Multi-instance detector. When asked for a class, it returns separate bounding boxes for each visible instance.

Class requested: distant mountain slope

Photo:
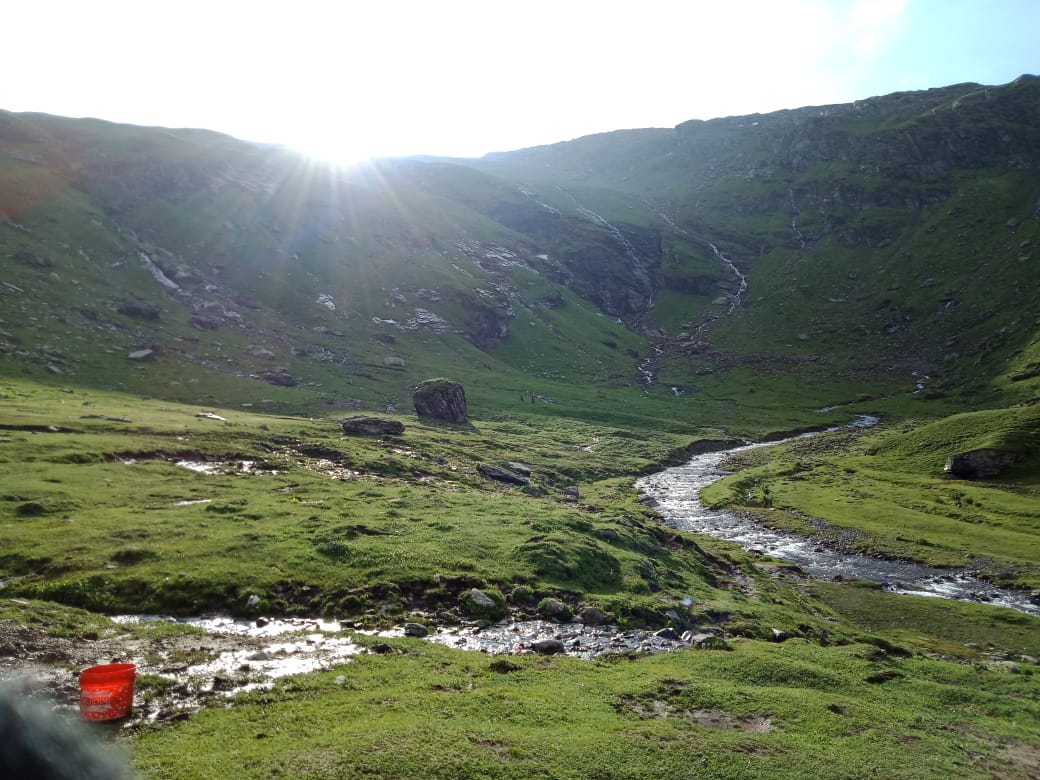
[457,76,1040,402]
[0,111,650,417]
[2,75,1039,417]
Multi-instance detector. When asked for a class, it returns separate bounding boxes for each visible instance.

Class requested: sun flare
[290,134,373,167]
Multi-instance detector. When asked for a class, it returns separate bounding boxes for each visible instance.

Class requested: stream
[635,419,1040,618]
[8,418,1036,722]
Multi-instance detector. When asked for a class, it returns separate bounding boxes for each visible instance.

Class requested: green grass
[0,380,760,624]
[4,80,1040,779]
[797,580,1040,660]
[130,636,1040,779]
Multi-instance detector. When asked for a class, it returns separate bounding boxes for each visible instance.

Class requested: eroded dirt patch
[620,695,774,732]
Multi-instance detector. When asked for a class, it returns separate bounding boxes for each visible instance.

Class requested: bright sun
[290,134,373,167]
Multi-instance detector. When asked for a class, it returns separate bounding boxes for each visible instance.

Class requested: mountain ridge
[2,75,1039,419]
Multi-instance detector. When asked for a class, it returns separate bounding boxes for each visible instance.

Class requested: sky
[3,0,1038,162]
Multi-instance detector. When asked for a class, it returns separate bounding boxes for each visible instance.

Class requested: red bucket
[79,663,136,721]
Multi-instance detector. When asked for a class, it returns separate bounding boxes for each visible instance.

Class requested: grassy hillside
[2,79,1039,779]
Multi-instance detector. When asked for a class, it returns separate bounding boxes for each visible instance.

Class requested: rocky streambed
[635,418,1040,618]
[0,611,725,727]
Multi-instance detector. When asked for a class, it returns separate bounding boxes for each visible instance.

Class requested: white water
[707,242,748,314]
[787,188,806,249]
[635,420,1040,617]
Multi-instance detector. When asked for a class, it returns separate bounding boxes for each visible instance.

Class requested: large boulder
[341,416,405,436]
[943,448,1019,480]
[413,378,467,423]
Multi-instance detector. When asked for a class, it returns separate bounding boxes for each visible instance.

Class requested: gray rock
[477,464,528,485]
[246,345,276,359]
[564,486,579,502]
[467,588,496,609]
[506,462,533,476]
[685,633,731,650]
[127,349,156,361]
[654,627,680,641]
[260,369,296,387]
[341,416,405,436]
[403,622,429,638]
[413,378,467,423]
[118,299,161,320]
[190,314,220,330]
[537,598,571,621]
[531,639,565,655]
[383,356,406,369]
[944,448,1019,480]
[576,607,608,626]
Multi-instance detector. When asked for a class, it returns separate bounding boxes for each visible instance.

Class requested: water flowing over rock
[413,378,467,423]
[636,420,1040,617]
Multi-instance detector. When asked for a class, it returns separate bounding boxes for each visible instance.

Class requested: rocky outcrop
[413,379,467,423]
[117,300,161,320]
[260,369,296,387]
[477,464,528,485]
[341,417,405,436]
[943,448,1019,479]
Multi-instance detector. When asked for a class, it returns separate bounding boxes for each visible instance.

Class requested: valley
[1,76,1039,778]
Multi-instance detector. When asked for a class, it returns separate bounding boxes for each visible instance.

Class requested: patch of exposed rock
[341,417,405,436]
[944,448,1019,480]
[477,464,528,485]
[260,368,296,387]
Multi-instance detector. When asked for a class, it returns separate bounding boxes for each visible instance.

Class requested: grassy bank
[701,409,1040,588]
[130,635,1039,780]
